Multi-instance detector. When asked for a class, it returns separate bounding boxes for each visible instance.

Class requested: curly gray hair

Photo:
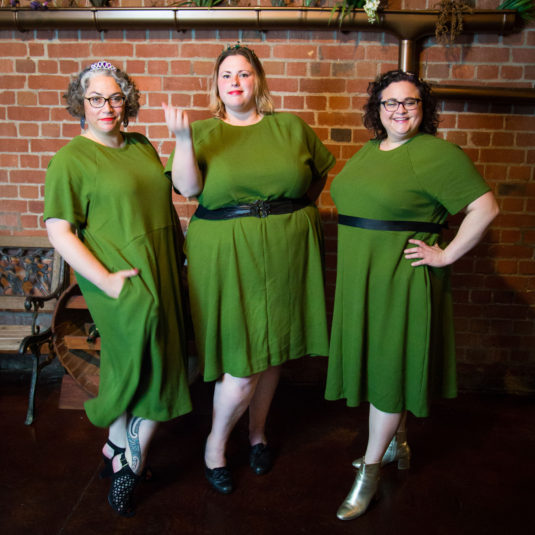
[63,62,140,126]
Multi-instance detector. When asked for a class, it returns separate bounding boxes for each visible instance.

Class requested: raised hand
[162,102,192,142]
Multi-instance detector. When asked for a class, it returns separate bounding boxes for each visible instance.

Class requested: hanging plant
[435,0,473,44]
[498,0,535,21]
[330,0,383,28]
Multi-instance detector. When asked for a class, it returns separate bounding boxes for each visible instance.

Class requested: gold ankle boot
[352,430,411,470]
[336,462,380,521]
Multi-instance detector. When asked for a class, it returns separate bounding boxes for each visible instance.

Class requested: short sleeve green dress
[325,134,491,417]
[44,133,192,427]
[166,113,335,380]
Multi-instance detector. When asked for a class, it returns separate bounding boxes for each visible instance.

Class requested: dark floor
[1,373,534,535]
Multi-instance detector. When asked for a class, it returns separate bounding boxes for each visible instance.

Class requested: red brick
[300,78,346,94]
[37,60,59,74]
[28,75,70,91]
[283,95,305,110]
[0,140,29,154]
[0,91,15,105]
[495,260,518,274]
[20,214,39,230]
[48,43,92,58]
[500,66,523,80]
[451,64,476,80]
[272,44,318,60]
[463,47,510,63]
[0,184,18,198]
[480,149,525,164]
[0,123,17,137]
[518,261,535,275]
[320,45,365,61]
[0,212,19,229]
[19,185,40,199]
[92,44,135,58]
[20,155,40,169]
[2,43,28,57]
[476,65,499,80]
[163,77,208,92]
[502,198,525,212]
[10,173,45,188]
[328,96,351,111]
[9,106,50,123]
[30,139,65,154]
[0,75,26,90]
[458,115,504,130]
[269,78,299,93]
[512,49,535,63]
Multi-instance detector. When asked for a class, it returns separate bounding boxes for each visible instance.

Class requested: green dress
[44,133,192,427]
[166,113,335,380]
[325,134,491,417]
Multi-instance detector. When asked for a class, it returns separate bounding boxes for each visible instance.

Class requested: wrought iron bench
[0,235,68,425]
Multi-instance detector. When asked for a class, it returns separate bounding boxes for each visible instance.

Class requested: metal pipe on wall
[0,8,518,37]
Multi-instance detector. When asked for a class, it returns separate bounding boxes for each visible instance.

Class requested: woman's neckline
[80,132,127,148]
[220,114,265,127]
[378,132,421,151]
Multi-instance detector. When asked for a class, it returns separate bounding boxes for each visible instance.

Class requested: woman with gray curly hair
[44,61,192,517]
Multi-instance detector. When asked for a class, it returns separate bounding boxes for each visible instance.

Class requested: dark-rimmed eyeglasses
[380,98,422,112]
[85,95,126,109]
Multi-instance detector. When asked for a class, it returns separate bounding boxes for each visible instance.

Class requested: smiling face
[217,54,257,117]
[379,81,423,146]
[83,73,125,141]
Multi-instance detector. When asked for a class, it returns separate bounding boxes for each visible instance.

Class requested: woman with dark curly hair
[325,70,499,520]
[44,61,192,517]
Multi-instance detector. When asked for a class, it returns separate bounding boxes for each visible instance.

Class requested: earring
[123,117,129,128]
[80,117,85,129]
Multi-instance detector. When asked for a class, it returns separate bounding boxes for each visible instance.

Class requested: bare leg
[110,416,158,476]
[248,365,281,446]
[102,413,127,460]
[205,373,260,469]
[125,417,158,475]
[108,415,158,517]
[363,404,403,464]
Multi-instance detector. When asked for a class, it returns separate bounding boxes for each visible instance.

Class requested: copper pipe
[0,8,518,39]
[431,84,535,103]
[399,39,417,74]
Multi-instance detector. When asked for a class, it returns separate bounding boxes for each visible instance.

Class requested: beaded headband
[224,42,257,58]
[90,61,117,72]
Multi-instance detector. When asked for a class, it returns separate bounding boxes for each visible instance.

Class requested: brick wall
[1,1,534,393]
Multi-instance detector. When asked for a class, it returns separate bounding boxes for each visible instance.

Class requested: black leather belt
[194,197,311,220]
[338,214,447,234]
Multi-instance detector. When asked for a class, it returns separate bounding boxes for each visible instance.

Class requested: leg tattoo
[127,417,143,473]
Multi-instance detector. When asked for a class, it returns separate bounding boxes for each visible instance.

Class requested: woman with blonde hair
[164,44,335,494]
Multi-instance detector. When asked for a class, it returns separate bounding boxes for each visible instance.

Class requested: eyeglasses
[85,95,126,109]
[380,98,422,112]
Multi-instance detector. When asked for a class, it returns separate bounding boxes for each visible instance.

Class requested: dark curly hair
[209,45,274,119]
[363,70,439,140]
[63,63,140,126]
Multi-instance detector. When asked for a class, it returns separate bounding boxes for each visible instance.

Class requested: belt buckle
[252,200,270,218]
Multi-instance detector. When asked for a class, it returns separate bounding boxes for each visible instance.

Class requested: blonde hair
[209,46,274,119]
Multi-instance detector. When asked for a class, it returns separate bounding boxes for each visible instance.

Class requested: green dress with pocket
[44,133,192,427]
[166,113,335,380]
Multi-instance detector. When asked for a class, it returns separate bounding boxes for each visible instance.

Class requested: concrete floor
[1,373,534,535]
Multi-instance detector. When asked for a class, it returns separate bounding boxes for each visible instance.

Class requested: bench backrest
[0,235,65,312]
